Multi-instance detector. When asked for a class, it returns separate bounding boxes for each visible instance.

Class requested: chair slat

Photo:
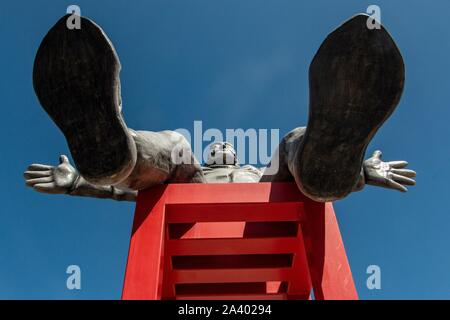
[166,202,303,223]
[169,268,293,284]
[166,237,300,255]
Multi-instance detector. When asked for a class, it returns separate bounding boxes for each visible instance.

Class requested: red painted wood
[287,224,313,299]
[168,268,292,283]
[121,186,167,300]
[166,238,300,255]
[166,202,303,223]
[302,201,358,300]
[121,182,357,300]
[162,182,309,204]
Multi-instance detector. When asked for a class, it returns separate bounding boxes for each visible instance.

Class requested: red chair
[122,182,357,300]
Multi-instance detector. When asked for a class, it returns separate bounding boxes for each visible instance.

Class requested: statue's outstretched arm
[362,150,416,192]
[24,155,137,202]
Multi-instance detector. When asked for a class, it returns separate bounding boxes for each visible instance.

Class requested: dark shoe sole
[33,15,136,185]
[297,14,405,201]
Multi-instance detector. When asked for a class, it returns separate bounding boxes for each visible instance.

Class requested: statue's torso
[201,165,262,183]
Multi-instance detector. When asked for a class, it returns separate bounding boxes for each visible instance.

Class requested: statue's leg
[260,127,305,184]
[263,14,404,201]
[119,129,205,190]
[33,15,204,188]
[260,127,365,195]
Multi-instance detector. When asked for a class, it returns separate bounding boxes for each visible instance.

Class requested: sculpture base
[122,182,357,300]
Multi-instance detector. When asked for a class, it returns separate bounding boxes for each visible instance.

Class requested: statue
[24,14,416,202]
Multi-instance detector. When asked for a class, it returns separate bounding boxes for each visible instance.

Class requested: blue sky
[1,0,449,299]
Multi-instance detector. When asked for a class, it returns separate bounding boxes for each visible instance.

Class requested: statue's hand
[363,150,416,192]
[24,155,79,194]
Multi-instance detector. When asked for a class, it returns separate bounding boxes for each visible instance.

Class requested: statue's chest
[202,166,261,183]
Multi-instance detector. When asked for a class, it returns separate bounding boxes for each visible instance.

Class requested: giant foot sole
[33,15,136,185]
[297,14,405,201]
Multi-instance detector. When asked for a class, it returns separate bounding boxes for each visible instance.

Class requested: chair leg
[122,185,168,300]
[302,201,358,300]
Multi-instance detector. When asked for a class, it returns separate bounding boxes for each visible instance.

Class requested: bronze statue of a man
[24,14,416,202]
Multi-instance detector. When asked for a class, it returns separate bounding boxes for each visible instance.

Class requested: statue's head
[205,142,239,167]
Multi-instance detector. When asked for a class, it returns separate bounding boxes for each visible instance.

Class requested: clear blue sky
[0,0,449,299]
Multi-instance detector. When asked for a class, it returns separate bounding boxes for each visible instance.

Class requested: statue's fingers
[28,164,52,171]
[387,160,408,169]
[387,179,408,192]
[23,170,51,179]
[59,155,69,164]
[33,182,58,194]
[391,173,415,186]
[26,176,54,187]
[372,150,382,159]
[391,168,416,178]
